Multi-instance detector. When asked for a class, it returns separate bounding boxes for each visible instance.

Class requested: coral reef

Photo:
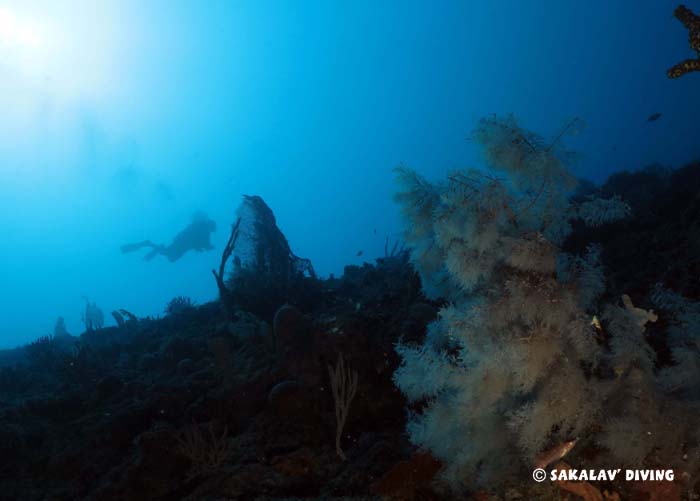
[233,194,315,279]
[565,162,700,302]
[111,308,138,329]
[370,452,442,500]
[214,195,321,319]
[53,317,70,338]
[273,304,312,351]
[668,5,700,78]
[0,142,699,499]
[165,295,197,315]
[0,252,432,499]
[392,115,698,492]
[82,297,104,331]
[176,420,235,481]
[328,353,359,460]
[24,335,59,368]
[223,195,323,320]
[212,215,242,315]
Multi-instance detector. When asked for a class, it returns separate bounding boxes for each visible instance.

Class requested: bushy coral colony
[392,115,700,490]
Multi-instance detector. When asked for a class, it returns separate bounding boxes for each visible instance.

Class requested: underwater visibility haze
[1,1,700,499]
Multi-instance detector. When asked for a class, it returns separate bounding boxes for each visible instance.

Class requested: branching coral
[391,115,696,491]
[111,309,138,328]
[328,353,358,460]
[176,420,235,481]
[668,5,700,78]
[164,296,196,315]
[651,285,700,399]
[82,298,104,332]
[24,335,59,368]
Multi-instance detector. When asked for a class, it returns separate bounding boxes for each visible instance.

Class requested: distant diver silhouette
[121,211,217,262]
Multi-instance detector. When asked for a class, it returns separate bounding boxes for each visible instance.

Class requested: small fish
[647,112,662,122]
[373,228,377,235]
[356,250,363,257]
[534,439,578,469]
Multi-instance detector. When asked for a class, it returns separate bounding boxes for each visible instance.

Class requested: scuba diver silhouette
[121,211,217,262]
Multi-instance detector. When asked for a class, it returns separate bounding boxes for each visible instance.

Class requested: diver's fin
[120,240,156,254]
